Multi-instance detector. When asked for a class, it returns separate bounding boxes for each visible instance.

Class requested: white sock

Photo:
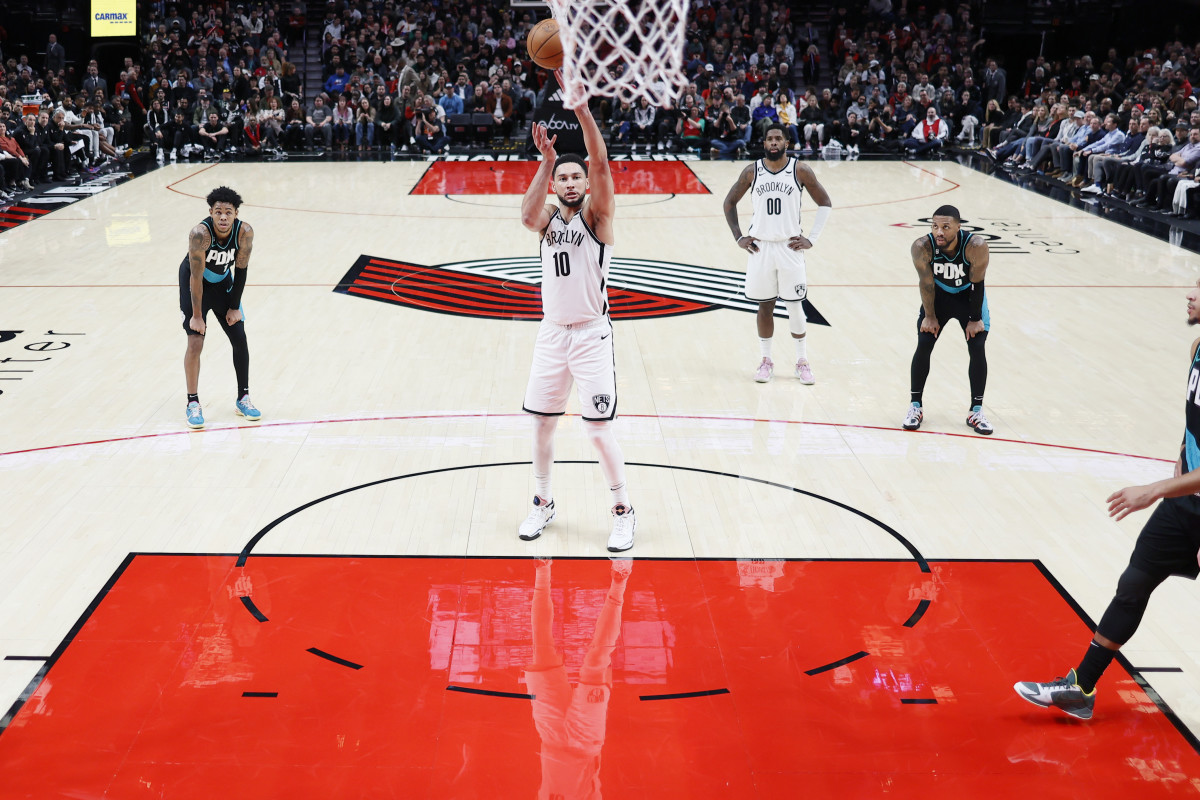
[794,336,807,362]
[532,415,558,503]
[585,421,629,508]
[760,337,772,359]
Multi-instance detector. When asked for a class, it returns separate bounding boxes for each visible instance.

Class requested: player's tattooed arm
[913,236,941,336]
[911,236,936,317]
[966,235,989,282]
[234,223,254,271]
[188,224,211,327]
[724,164,758,252]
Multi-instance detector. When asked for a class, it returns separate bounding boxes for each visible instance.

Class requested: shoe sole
[796,374,815,385]
[754,375,772,383]
[1012,685,1092,720]
[967,421,993,435]
[519,510,555,541]
[235,409,263,422]
[187,421,205,429]
[902,422,921,430]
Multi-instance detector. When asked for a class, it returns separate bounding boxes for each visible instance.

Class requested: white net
[545,0,691,108]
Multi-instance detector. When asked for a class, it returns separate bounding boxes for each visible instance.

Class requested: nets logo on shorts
[335,255,830,324]
[592,394,612,414]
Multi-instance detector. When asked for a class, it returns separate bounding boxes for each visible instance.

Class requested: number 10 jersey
[539,206,611,326]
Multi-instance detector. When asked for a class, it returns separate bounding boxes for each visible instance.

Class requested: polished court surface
[2,158,1200,796]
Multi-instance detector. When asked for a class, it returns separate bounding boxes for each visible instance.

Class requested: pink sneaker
[754,357,774,383]
[795,359,815,384]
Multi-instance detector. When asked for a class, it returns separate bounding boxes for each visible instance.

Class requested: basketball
[527,18,563,70]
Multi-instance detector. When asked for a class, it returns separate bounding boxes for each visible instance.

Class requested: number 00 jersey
[746,157,804,242]
[539,206,611,326]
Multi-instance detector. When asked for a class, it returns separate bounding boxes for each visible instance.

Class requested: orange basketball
[527,18,563,70]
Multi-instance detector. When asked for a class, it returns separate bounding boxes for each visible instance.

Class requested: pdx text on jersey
[206,249,236,269]
[934,261,967,284]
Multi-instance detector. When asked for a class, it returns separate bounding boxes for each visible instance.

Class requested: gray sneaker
[1013,668,1095,720]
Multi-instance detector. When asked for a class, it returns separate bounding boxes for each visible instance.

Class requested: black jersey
[928,230,973,294]
[1184,344,1200,473]
[195,217,243,284]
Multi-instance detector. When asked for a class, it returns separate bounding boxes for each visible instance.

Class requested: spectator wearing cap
[438,83,463,116]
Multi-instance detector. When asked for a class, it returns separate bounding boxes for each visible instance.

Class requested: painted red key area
[1,556,1197,798]
[411,161,712,195]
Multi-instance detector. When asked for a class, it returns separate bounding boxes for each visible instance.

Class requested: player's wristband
[806,205,832,245]
[968,279,985,321]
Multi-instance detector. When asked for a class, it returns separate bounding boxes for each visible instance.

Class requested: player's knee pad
[783,299,806,336]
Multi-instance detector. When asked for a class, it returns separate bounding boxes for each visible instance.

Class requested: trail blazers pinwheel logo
[335,255,829,324]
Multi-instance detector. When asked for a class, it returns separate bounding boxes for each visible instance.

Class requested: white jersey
[746,157,805,242]
[539,206,611,325]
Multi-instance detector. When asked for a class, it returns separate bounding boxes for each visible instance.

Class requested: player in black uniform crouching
[903,205,993,434]
[179,186,261,429]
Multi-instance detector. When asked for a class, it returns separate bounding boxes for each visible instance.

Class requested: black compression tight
[910,329,987,406]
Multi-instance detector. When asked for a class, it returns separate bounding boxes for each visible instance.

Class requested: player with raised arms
[516,71,636,552]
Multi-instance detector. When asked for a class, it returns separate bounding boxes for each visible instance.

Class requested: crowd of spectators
[2,0,1200,218]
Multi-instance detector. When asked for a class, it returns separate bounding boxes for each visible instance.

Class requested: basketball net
[546,0,691,108]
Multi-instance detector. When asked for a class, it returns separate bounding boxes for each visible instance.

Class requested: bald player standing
[723,122,833,384]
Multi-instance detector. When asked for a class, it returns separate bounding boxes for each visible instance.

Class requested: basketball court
[3,157,1200,796]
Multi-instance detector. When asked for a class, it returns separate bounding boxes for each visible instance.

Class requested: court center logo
[895,218,1079,255]
[335,255,830,324]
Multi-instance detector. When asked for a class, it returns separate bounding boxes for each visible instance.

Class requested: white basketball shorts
[523,317,617,421]
[744,240,808,302]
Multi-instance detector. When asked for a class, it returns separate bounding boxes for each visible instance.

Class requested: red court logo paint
[334,255,830,324]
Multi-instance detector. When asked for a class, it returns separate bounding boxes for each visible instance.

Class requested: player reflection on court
[523,558,632,800]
